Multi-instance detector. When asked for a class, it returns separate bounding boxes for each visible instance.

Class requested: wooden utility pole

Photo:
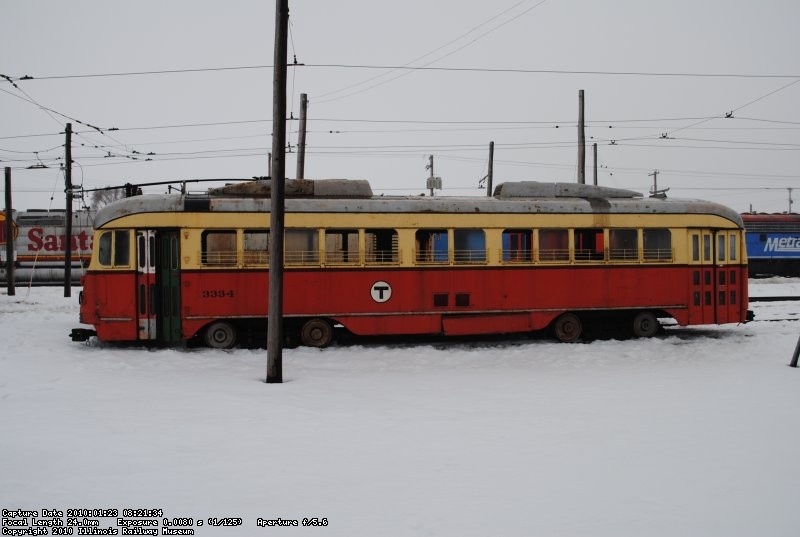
[4,167,14,296]
[593,142,598,185]
[427,155,435,196]
[649,169,669,198]
[64,123,73,297]
[296,93,308,179]
[486,141,494,197]
[577,89,585,184]
[425,155,442,196]
[267,0,289,384]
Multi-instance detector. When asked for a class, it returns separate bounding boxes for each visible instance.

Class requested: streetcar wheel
[204,321,237,349]
[300,319,334,348]
[632,311,659,338]
[553,313,582,343]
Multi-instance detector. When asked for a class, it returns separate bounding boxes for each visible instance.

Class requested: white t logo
[370,281,392,303]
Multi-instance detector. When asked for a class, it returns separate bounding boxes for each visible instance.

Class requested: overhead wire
[314,0,550,103]
[5,64,799,83]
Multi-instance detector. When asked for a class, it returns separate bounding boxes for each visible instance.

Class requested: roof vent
[494,181,641,199]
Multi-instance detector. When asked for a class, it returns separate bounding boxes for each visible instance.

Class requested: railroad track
[749,296,800,302]
[748,295,799,323]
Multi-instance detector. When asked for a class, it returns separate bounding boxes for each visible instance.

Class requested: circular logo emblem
[370,281,392,303]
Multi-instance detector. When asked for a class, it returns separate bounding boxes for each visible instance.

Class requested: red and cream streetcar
[71,178,750,347]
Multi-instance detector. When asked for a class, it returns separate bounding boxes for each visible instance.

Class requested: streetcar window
[243,230,269,265]
[502,229,532,262]
[97,230,130,267]
[325,229,359,264]
[98,232,112,266]
[574,228,604,261]
[285,229,319,265]
[114,230,130,266]
[692,234,700,261]
[365,229,398,264]
[717,235,726,261]
[538,229,568,261]
[454,229,486,263]
[609,229,638,260]
[416,229,448,263]
[148,235,155,269]
[201,230,237,265]
[137,234,146,269]
[703,235,712,262]
[643,229,672,260]
[729,235,737,261]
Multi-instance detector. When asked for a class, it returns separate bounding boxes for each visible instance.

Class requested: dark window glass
[574,228,604,260]
[538,229,568,261]
[98,232,112,266]
[609,229,638,260]
[454,229,486,263]
[325,229,359,264]
[416,229,448,263]
[202,230,237,265]
[366,229,398,264]
[502,229,532,262]
[643,229,672,260]
[243,230,269,265]
[285,229,319,264]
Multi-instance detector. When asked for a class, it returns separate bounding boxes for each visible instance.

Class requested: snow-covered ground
[1,279,799,536]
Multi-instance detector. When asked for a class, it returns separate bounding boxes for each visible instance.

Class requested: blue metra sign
[746,232,800,259]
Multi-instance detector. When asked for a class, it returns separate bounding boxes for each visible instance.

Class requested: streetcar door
[156,230,182,343]
[689,229,729,325]
[714,230,740,324]
[136,230,157,340]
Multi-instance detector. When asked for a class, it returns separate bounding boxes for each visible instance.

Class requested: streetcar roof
[93,179,744,228]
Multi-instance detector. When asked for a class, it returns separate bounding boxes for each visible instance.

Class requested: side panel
[81,271,139,341]
[176,262,748,340]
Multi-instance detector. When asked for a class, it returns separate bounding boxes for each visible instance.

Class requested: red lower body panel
[79,264,748,343]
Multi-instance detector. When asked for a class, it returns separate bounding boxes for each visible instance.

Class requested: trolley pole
[267,0,289,384]
[296,93,308,180]
[4,167,14,296]
[64,123,73,298]
[593,142,598,186]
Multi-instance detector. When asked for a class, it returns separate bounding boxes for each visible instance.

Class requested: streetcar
[70,178,751,347]
[741,213,800,277]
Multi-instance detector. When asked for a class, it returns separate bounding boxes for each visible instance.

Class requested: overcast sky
[2,0,798,213]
